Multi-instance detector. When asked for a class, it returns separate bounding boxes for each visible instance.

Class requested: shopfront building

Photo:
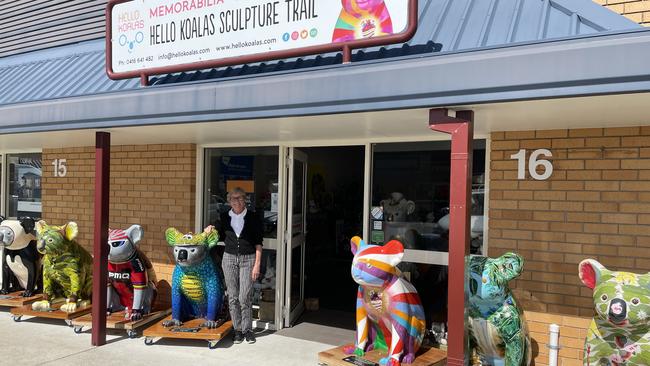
[2,0,650,364]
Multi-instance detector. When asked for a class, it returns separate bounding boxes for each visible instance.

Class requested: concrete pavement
[0,309,337,366]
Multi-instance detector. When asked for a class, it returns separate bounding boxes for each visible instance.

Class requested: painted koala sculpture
[344,236,426,366]
[163,227,224,329]
[579,259,650,366]
[31,221,93,313]
[466,253,531,366]
[107,225,157,321]
[332,0,393,42]
[0,217,42,297]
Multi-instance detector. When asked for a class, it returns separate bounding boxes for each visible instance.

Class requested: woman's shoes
[244,330,256,344]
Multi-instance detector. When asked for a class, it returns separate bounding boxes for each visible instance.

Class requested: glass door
[283,148,307,327]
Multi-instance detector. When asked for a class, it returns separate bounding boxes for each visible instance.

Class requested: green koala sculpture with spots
[466,252,531,366]
[31,221,93,313]
[579,259,650,366]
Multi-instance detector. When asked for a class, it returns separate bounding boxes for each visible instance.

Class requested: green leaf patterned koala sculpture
[579,259,650,366]
[31,221,93,313]
[466,252,531,366]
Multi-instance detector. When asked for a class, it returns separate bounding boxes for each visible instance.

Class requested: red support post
[429,108,474,366]
[92,131,110,346]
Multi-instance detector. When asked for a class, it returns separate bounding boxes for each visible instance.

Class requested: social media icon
[291,31,299,40]
[310,28,318,38]
[283,32,290,42]
[301,30,308,39]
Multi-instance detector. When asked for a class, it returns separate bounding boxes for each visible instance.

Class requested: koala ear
[382,240,404,267]
[579,259,605,290]
[19,217,36,234]
[499,252,524,282]
[165,228,183,247]
[62,222,78,241]
[126,225,144,246]
[406,201,415,215]
[35,220,47,236]
[350,236,364,256]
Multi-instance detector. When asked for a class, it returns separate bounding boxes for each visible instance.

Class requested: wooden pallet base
[0,291,42,307]
[10,302,92,322]
[318,345,447,366]
[70,308,172,336]
[142,316,232,349]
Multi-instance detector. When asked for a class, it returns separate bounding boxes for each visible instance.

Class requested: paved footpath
[0,310,332,366]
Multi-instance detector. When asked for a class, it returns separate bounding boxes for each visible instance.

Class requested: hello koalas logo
[332,0,393,42]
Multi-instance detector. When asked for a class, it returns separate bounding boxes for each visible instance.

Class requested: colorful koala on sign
[0,217,42,297]
[332,0,393,42]
[31,221,93,313]
[163,227,224,329]
[108,225,157,321]
[466,253,531,366]
[579,259,650,366]
[344,236,425,366]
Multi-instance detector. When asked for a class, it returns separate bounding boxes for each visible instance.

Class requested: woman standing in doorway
[209,187,263,344]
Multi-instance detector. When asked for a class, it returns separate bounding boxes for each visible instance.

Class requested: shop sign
[107,0,417,79]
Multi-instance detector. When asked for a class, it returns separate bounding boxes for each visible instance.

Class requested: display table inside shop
[0,291,42,307]
[318,345,447,366]
[71,307,171,337]
[10,302,92,324]
[142,316,233,349]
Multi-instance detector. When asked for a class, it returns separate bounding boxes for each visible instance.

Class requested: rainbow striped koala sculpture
[344,236,426,366]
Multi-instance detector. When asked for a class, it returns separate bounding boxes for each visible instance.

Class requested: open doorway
[283,145,364,341]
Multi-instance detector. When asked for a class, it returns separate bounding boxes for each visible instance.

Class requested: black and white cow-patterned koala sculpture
[0,216,41,297]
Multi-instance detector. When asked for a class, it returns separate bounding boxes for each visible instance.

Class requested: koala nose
[178,249,188,261]
[608,298,627,324]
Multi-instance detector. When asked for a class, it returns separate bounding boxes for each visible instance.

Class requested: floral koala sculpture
[343,236,426,366]
[107,225,157,321]
[466,252,531,366]
[163,227,224,329]
[31,221,93,313]
[579,259,650,366]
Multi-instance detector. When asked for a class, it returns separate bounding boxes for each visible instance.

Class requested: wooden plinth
[143,316,232,341]
[0,291,42,307]
[318,345,447,366]
[10,302,92,320]
[71,308,171,330]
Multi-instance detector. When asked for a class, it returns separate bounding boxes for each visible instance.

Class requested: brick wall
[489,127,650,317]
[594,0,650,25]
[525,311,590,366]
[41,144,197,306]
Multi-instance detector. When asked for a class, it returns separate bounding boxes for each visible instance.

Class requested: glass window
[6,153,43,218]
[369,141,486,256]
[203,147,279,238]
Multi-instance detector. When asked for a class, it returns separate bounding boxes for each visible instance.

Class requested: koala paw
[0,289,8,295]
[21,290,34,297]
[402,353,416,364]
[130,309,144,321]
[342,345,357,355]
[200,320,219,329]
[60,300,78,313]
[32,300,51,312]
[162,319,182,327]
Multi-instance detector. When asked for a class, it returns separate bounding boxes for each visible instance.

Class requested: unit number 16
[509,149,553,180]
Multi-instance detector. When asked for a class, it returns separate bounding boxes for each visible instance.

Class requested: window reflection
[370,141,486,255]
[7,153,42,218]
